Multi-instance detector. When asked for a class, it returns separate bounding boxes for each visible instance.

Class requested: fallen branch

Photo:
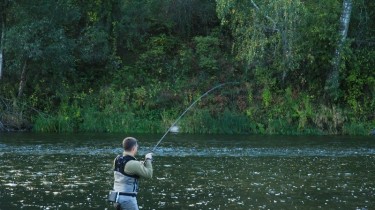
[0,96,50,118]
[0,96,50,132]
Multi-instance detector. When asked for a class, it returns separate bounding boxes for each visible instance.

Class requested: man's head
[122,137,138,155]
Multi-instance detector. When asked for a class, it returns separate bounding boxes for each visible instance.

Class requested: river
[0,133,374,209]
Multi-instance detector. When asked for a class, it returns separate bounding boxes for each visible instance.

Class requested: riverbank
[1,91,373,136]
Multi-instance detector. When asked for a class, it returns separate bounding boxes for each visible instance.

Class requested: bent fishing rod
[151,82,240,152]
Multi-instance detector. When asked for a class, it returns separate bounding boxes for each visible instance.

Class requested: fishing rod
[151,82,240,152]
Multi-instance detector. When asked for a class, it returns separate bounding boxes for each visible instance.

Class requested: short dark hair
[122,137,138,151]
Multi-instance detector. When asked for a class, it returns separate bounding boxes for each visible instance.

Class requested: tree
[0,13,4,80]
[0,0,10,80]
[325,0,353,101]
[73,0,123,86]
[5,0,78,98]
[216,0,306,84]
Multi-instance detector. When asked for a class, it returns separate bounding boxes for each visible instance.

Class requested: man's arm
[125,160,153,179]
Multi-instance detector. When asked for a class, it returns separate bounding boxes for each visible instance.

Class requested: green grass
[30,87,374,135]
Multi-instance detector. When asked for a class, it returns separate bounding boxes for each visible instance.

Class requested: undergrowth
[31,86,374,135]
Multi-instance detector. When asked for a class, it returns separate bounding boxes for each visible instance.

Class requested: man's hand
[145,153,153,161]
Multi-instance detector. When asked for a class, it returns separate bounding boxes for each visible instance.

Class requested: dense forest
[0,0,374,135]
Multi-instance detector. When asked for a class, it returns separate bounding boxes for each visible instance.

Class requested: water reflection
[0,134,374,209]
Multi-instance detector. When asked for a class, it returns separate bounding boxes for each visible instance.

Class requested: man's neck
[124,151,135,157]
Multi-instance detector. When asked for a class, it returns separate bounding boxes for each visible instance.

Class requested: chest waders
[113,155,140,195]
[110,155,140,209]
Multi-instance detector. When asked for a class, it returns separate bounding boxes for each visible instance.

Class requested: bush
[194,36,220,72]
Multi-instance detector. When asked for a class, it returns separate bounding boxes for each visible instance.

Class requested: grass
[32,107,374,135]
[28,87,375,135]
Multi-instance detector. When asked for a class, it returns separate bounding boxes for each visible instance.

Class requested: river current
[0,133,374,209]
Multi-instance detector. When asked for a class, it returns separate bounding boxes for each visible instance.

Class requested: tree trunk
[18,60,27,98]
[281,29,289,83]
[0,14,5,80]
[325,0,352,100]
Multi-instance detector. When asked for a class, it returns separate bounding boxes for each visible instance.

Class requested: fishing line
[151,82,240,152]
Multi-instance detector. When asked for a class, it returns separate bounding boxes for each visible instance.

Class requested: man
[113,137,153,210]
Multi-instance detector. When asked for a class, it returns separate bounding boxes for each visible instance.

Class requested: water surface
[0,133,374,209]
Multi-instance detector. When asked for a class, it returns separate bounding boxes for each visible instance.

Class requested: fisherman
[112,137,153,210]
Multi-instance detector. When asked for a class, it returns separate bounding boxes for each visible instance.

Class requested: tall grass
[180,109,252,134]
[32,86,374,135]
[342,123,369,135]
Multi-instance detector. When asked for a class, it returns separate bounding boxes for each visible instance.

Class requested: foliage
[181,109,252,134]
[216,0,306,84]
[0,0,374,135]
[194,36,220,72]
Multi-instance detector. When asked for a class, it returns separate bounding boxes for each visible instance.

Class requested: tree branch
[250,0,279,31]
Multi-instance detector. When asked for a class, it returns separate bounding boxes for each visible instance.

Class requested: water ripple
[0,144,374,157]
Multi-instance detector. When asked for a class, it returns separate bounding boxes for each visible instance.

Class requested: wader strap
[118,192,137,197]
[115,192,119,202]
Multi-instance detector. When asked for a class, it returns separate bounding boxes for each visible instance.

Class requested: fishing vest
[113,155,140,194]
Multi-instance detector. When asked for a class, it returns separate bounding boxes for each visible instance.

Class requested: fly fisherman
[112,137,153,210]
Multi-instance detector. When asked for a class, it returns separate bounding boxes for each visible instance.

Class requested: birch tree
[216,0,305,84]
[325,0,353,101]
